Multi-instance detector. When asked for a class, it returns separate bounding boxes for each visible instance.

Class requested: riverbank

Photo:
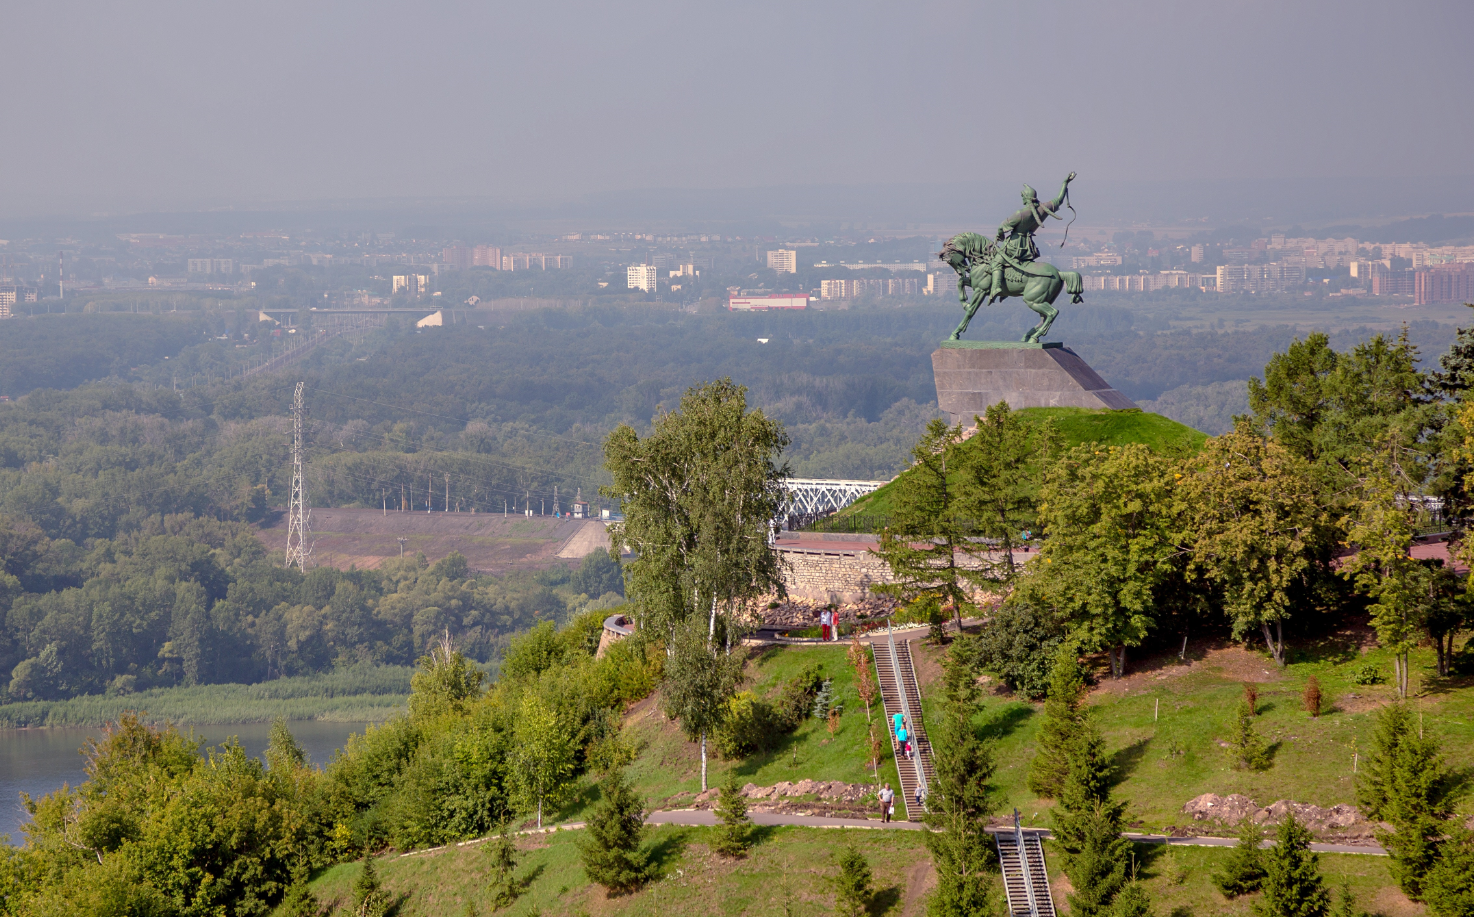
[0,665,412,728]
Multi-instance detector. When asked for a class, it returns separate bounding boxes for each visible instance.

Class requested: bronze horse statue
[938,231,1084,344]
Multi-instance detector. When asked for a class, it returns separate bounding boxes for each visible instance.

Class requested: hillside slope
[839,407,1207,520]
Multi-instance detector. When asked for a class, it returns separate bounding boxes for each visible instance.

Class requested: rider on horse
[987,172,1075,305]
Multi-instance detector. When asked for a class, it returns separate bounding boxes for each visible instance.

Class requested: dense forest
[0,506,624,702]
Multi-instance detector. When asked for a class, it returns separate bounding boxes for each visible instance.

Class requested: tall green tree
[603,379,789,790]
[1064,800,1132,917]
[511,690,575,828]
[1018,443,1174,677]
[1175,427,1328,666]
[953,401,1048,584]
[577,768,648,894]
[873,418,973,632]
[923,642,997,917]
[1027,646,1087,799]
[1340,448,1429,698]
[1258,814,1330,917]
[1375,710,1454,899]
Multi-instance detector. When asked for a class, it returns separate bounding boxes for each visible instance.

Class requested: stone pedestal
[932,341,1136,425]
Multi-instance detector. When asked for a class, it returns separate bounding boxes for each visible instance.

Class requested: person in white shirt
[878,784,895,823]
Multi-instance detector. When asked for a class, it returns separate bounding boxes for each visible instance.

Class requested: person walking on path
[915,786,926,812]
[892,712,905,739]
[879,784,895,823]
[820,608,832,642]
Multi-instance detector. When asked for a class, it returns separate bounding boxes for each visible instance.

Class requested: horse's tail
[1061,270,1085,304]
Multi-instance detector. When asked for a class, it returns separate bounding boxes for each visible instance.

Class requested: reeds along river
[0,720,370,844]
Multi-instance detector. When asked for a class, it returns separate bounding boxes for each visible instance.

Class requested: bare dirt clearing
[255,508,606,572]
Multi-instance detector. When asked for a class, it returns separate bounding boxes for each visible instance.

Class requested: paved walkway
[399,810,1385,858]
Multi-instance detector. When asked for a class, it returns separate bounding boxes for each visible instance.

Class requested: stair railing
[887,621,929,809]
[1014,808,1040,917]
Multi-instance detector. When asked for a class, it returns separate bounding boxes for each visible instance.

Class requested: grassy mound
[838,407,1207,520]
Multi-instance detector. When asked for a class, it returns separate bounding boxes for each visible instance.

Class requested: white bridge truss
[783,478,887,517]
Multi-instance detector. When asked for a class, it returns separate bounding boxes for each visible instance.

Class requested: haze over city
[2,0,1472,225]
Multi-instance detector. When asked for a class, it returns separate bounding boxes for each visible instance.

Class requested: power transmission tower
[284,381,313,571]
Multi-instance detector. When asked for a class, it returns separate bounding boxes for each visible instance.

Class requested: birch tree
[603,379,789,790]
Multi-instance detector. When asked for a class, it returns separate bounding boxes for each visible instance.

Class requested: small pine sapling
[1212,819,1266,897]
[1230,700,1270,771]
[576,767,649,894]
[1259,814,1330,917]
[1243,682,1258,716]
[828,706,842,735]
[1304,676,1322,718]
[1331,882,1364,917]
[485,821,519,909]
[352,857,390,917]
[1112,880,1154,917]
[811,678,834,720]
[711,772,754,858]
[278,878,322,917]
[831,845,875,917]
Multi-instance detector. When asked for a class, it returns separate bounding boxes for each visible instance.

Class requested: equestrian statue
[939,172,1084,343]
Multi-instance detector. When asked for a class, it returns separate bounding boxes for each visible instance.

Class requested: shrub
[353,858,390,917]
[577,768,648,894]
[1303,676,1322,717]
[1352,663,1385,686]
[971,600,1069,699]
[1242,682,1258,715]
[713,692,779,759]
[773,664,824,731]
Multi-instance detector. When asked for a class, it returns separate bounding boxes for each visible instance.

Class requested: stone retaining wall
[778,546,894,603]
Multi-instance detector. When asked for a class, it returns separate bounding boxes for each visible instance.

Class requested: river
[0,720,371,844]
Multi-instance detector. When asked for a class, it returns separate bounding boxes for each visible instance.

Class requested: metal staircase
[871,625,933,821]
[996,810,1056,917]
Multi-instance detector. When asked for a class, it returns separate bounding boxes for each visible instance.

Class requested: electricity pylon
[285,381,313,571]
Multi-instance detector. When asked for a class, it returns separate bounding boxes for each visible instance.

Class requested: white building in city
[627,264,659,292]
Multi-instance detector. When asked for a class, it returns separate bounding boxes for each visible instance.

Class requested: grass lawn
[548,644,903,827]
[294,824,1413,917]
[909,627,1474,832]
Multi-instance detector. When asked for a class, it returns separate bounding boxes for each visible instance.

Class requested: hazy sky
[2,0,1471,217]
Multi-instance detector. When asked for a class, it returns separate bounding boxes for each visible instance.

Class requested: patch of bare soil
[901,859,937,917]
[254,507,591,572]
[1088,641,1282,699]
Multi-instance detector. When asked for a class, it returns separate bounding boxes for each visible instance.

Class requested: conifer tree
[1213,819,1266,897]
[1380,718,1453,899]
[278,878,322,917]
[1052,720,1117,860]
[577,767,648,894]
[1329,883,1364,917]
[711,771,754,858]
[1112,880,1155,917]
[1423,827,1474,917]
[1357,702,1413,821]
[1064,800,1132,917]
[1258,814,1329,917]
[1230,699,1271,771]
[831,845,875,917]
[924,644,997,917]
[352,857,390,917]
[1028,646,1087,799]
[485,821,519,909]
